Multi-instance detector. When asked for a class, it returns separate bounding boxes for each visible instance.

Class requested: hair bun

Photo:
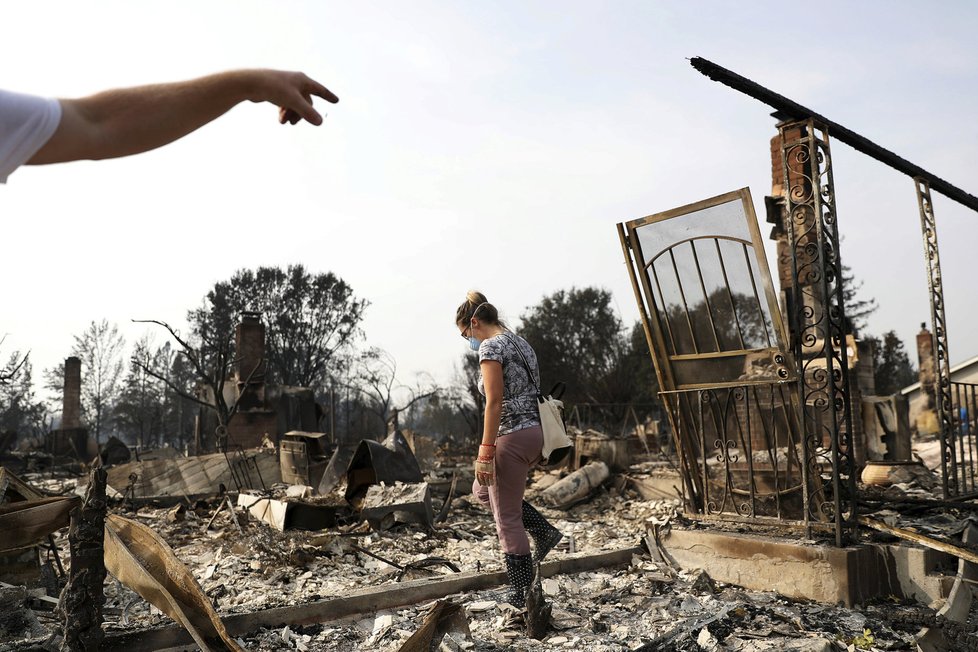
[456,290,503,328]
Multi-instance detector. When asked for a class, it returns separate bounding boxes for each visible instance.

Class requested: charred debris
[3,58,978,651]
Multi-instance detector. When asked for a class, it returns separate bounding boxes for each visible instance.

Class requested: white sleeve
[0,90,63,184]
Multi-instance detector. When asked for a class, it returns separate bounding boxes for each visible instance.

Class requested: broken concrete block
[360,482,433,530]
[689,569,716,595]
[364,612,394,648]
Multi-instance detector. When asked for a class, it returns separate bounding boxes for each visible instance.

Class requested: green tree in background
[188,264,368,390]
[841,264,878,337]
[870,330,917,396]
[73,320,126,444]
[115,335,168,447]
[161,349,198,450]
[135,265,367,448]
[0,354,47,439]
[616,321,660,405]
[0,337,28,386]
[516,287,659,407]
[116,338,198,449]
[517,287,623,404]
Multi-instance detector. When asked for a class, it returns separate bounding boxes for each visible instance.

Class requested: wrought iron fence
[662,381,840,527]
[948,381,978,496]
[619,175,854,541]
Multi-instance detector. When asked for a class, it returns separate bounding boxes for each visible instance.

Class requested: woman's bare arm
[481,360,503,446]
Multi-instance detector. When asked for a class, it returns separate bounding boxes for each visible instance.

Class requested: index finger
[307,78,339,104]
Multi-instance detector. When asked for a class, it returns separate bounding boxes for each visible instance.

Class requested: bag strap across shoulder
[502,333,541,397]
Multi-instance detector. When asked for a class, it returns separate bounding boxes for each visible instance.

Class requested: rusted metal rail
[689,56,978,215]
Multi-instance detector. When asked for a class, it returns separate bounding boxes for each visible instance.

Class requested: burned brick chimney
[916,323,936,410]
[915,322,939,435]
[63,356,82,429]
[235,312,266,409]
[49,355,89,458]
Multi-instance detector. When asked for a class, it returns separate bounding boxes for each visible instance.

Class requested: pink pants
[472,425,543,555]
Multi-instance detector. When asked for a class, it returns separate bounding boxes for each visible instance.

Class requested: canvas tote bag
[504,334,573,467]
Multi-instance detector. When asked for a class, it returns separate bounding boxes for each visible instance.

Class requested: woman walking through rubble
[455,291,563,609]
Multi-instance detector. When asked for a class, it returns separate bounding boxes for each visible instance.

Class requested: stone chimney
[915,323,939,434]
[916,323,936,412]
[235,312,266,409]
[63,356,82,428]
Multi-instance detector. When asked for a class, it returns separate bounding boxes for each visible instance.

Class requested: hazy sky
[3,1,978,398]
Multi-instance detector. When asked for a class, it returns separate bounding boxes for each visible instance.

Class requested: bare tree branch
[0,334,29,385]
[132,318,267,448]
[130,358,212,410]
[399,389,439,412]
[132,318,235,435]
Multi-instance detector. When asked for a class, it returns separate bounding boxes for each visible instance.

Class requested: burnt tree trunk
[58,467,107,651]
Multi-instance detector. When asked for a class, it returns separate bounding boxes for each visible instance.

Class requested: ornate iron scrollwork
[780,119,857,546]
[915,178,957,497]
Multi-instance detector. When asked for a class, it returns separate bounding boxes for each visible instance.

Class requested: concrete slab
[659,527,954,607]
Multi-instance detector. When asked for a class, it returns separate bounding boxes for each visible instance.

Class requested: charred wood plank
[858,516,978,564]
[101,546,643,651]
[395,599,469,652]
[690,56,978,214]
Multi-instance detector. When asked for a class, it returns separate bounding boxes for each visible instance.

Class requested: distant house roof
[902,352,978,396]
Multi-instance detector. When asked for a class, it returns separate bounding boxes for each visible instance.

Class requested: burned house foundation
[658,527,955,608]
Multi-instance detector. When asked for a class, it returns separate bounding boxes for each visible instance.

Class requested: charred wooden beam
[396,599,470,652]
[58,467,107,652]
[524,562,550,640]
[690,56,978,214]
[101,546,644,651]
[858,516,978,565]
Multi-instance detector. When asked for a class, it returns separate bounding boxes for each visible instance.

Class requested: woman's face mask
[462,319,480,351]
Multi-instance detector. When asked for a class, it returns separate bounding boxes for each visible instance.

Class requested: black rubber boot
[503,553,534,609]
[522,501,563,562]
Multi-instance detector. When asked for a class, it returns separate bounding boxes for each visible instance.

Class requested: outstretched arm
[28,69,338,164]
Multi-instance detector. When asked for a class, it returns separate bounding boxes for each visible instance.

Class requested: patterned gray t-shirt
[478,333,541,435]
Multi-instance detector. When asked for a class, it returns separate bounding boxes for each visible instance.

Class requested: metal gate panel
[618,188,813,527]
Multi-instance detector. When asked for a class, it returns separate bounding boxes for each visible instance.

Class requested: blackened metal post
[780,119,857,546]
[915,178,956,498]
[690,56,978,215]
